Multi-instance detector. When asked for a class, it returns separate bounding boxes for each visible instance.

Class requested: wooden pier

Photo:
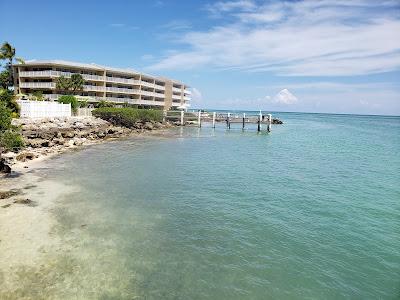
[164,111,273,132]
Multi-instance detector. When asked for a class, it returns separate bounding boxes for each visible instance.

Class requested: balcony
[140,81,155,88]
[84,85,105,92]
[155,84,165,91]
[140,90,155,97]
[154,92,165,98]
[172,94,181,100]
[106,86,139,94]
[106,77,135,85]
[184,89,191,95]
[184,96,191,101]
[20,82,55,89]
[19,70,104,81]
[171,102,182,106]
[172,87,182,93]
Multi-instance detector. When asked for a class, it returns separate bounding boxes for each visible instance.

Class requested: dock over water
[165,111,274,132]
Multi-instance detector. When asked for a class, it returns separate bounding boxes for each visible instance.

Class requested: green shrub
[0,102,24,152]
[32,91,44,101]
[96,100,114,108]
[78,100,88,108]
[92,107,163,127]
[58,95,78,113]
[0,88,19,114]
[0,101,12,131]
[0,129,24,152]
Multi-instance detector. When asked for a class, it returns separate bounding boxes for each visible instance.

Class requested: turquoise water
[29,113,400,298]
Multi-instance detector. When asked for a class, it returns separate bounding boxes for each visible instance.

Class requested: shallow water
[7,113,400,299]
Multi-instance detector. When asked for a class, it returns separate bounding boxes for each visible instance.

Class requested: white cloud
[206,0,256,16]
[109,23,139,30]
[147,0,400,76]
[110,23,124,27]
[191,88,203,104]
[141,54,154,61]
[161,20,192,31]
[272,89,298,105]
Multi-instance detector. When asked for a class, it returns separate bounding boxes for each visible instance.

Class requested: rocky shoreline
[0,116,173,172]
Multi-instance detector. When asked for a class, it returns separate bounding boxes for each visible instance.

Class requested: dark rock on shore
[13,198,37,207]
[16,152,37,162]
[0,189,21,199]
[0,158,11,174]
[272,118,283,124]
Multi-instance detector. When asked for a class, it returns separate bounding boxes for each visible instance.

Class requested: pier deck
[165,111,273,132]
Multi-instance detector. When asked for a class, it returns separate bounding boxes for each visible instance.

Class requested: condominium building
[12,60,191,110]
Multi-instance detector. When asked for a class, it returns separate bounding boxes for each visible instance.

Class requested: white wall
[17,100,71,118]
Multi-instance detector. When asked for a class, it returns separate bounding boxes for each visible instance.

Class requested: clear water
[13,113,400,298]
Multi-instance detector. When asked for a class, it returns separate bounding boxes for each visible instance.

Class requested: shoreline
[1,116,177,173]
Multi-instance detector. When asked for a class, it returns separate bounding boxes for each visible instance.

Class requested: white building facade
[13,60,191,110]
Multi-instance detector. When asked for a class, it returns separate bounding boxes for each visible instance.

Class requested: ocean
[8,112,400,299]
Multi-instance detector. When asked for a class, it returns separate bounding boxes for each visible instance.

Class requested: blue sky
[1,0,400,115]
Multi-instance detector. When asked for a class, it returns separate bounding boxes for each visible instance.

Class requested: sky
[1,0,400,115]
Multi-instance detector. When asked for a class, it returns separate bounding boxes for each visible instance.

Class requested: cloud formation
[148,0,400,76]
[272,89,298,105]
[191,88,203,104]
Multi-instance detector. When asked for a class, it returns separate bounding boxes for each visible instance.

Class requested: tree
[0,42,24,89]
[58,95,78,113]
[56,74,84,93]
[32,91,44,101]
[0,42,15,66]
[70,74,84,92]
[0,70,11,89]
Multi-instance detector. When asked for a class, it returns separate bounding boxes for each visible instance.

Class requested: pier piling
[267,114,272,132]
[198,110,201,128]
[180,111,184,126]
[212,112,216,128]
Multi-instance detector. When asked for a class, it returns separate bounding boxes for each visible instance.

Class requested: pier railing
[164,110,273,132]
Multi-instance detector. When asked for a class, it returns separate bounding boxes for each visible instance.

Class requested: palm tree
[0,42,15,64]
[0,42,25,89]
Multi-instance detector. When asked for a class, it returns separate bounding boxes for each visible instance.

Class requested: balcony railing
[184,90,191,95]
[154,92,165,98]
[106,77,135,85]
[172,94,182,100]
[184,96,191,101]
[140,90,155,97]
[84,85,105,91]
[106,86,139,94]
[140,81,155,88]
[19,82,55,88]
[19,70,104,81]
[172,87,182,93]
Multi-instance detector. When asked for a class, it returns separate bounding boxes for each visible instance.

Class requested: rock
[0,189,20,199]
[143,122,154,130]
[13,198,37,206]
[53,137,65,145]
[272,118,283,124]
[26,139,46,148]
[16,152,37,162]
[0,158,11,174]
